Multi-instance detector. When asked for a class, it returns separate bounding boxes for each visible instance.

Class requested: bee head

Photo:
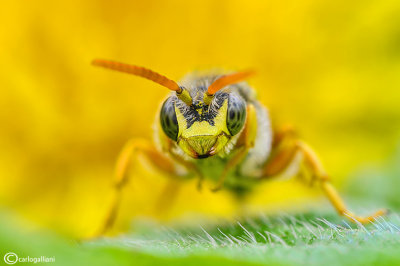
[160,73,252,159]
[91,59,253,159]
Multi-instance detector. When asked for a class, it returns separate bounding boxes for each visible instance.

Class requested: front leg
[93,138,191,237]
[211,103,258,191]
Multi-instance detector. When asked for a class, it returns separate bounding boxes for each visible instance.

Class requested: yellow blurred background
[1,0,400,238]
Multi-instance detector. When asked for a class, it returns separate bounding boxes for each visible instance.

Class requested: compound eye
[226,94,247,136]
[160,97,179,141]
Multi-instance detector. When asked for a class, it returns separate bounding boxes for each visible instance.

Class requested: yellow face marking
[197,106,203,115]
[175,100,230,138]
[174,100,231,158]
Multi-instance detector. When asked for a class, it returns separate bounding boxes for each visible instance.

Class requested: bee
[92,59,386,235]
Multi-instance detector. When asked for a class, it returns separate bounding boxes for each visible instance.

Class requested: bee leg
[262,140,299,177]
[167,151,204,191]
[261,139,387,224]
[271,124,297,148]
[93,138,181,237]
[211,146,248,192]
[296,141,387,224]
[211,104,258,192]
